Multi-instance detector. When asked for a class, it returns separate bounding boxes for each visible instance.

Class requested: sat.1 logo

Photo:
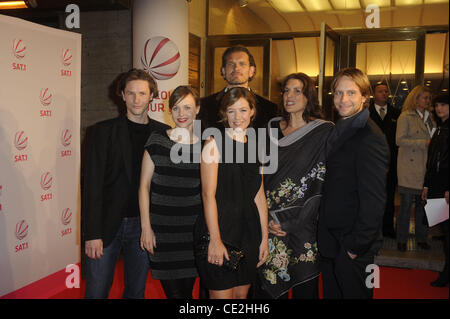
[61,129,72,158]
[61,208,72,237]
[12,38,27,71]
[13,131,29,163]
[141,36,180,81]
[39,88,53,118]
[61,48,72,77]
[40,171,53,202]
[15,219,29,253]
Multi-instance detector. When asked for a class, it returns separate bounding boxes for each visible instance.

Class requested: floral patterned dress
[258,118,333,298]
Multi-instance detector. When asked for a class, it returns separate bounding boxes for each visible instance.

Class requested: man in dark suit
[198,46,277,129]
[318,68,389,299]
[83,69,170,298]
[369,83,400,238]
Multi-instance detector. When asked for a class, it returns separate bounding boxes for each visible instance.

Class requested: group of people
[82,45,449,300]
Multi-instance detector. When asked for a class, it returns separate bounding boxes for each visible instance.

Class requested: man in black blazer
[318,68,389,299]
[198,46,277,130]
[83,69,170,298]
[369,83,401,238]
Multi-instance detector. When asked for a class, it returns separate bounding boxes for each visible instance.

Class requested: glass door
[318,22,340,122]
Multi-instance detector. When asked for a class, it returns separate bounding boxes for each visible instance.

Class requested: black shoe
[430,274,449,287]
[417,242,431,250]
[397,243,407,252]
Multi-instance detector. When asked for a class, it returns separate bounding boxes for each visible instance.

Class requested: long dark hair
[281,73,322,124]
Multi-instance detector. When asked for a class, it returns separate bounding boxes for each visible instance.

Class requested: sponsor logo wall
[0,14,81,297]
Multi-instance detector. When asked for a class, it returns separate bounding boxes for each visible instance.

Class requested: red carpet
[50,260,448,299]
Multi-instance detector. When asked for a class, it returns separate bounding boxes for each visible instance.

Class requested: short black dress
[194,130,262,290]
[145,130,202,280]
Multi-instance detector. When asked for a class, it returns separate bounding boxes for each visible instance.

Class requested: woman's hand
[269,220,287,237]
[208,239,229,267]
[421,188,428,202]
[140,227,156,255]
[257,238,269,267]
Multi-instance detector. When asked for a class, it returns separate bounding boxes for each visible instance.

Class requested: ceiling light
[361,0,390,8]
[302,0,332,11]
[395,0,422,6]
[271,0,304,12]
[238,0,248,7]
[330,0,361,10]
[424,0,449,4]
[0,0,36,9]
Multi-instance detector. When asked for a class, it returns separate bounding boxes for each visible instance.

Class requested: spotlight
[0,0,36,9]
[238,0,248,7]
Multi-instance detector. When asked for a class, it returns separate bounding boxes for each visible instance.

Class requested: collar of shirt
[415,108,430,121]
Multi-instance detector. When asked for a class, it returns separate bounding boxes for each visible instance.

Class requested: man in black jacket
[318,68,389,299]
[198,46,277,129]
[369,83,400,238]
[83,69,170,298]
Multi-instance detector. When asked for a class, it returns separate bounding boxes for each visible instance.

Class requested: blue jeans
[84,217,150,299]
[396,193,428,244]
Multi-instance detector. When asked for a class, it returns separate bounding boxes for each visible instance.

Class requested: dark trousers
[383,171,396,234]
[320,249,375,299]
[160,277,196,299]
[84,217,150,299]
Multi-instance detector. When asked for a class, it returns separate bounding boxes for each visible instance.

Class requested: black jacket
[424,119,449,198]
[318,109,390,258]
[369,101,400,174]
[198,88,278,129]
[82,115,170,247]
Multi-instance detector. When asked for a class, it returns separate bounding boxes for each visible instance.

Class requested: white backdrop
[133,0,189,127]
[0,14,81,297]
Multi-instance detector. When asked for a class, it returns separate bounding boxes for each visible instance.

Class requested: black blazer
[318,109,390,258]
[198,88,278,129]
[82,115,170,248]
[369,101,400,173]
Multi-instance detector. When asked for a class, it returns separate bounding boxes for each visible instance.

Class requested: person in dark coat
[198,46,278,130]
[83,69,170,298]
[318,68,389,299]
[421,93,449,287]
[369,83,401,238]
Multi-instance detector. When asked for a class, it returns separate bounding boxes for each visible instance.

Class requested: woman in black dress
[421,93,449,287]
[139,86,202,298]
[194,87,269,299]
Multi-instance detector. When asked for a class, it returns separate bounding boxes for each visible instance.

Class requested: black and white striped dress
[145,130,202,280]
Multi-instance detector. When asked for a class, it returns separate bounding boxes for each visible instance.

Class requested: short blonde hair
[331,68,371,99]
[401,85,432,113]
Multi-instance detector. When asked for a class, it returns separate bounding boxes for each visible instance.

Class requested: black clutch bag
[194,234,245,271]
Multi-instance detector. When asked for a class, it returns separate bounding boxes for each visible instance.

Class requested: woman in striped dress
[139,86,202,298]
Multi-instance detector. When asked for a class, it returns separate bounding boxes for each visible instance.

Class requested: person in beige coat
[396,85,436,252]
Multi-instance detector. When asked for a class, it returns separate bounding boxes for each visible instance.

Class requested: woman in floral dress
[256,73,333,299]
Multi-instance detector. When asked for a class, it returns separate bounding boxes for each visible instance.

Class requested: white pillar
[133,0,189,125]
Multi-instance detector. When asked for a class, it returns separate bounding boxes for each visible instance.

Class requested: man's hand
[85,239,103,259]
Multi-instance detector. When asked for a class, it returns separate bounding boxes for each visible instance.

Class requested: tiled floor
[376,215,446,271]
